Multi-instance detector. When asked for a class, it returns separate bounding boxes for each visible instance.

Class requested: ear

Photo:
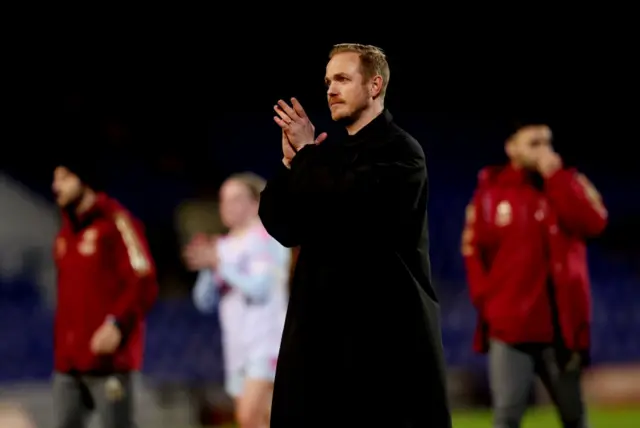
[370,75,384,99]
[505,139,514,158]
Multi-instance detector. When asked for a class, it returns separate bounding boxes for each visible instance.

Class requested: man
[462,121,607,428]
[259,43,452,427]
[52,155,158,428]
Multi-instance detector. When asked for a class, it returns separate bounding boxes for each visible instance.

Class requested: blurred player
[52,156,158,428]
[462,120,607,428]
[185,172,290,428]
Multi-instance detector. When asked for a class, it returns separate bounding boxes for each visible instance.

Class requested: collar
[344,109,393,147]
[61,192,110,232]
[497,163,536,185]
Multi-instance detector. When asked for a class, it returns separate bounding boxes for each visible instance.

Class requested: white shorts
[225,356,278,398]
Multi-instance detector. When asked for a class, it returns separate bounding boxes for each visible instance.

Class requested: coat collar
[344,109,393,147]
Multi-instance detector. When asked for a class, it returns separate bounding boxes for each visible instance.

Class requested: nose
[327,82,338,97]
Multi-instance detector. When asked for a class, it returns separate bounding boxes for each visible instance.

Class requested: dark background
[0,24,638,387]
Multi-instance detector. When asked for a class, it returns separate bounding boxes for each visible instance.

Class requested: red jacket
[462,165,607,353]
[54,193,158,373]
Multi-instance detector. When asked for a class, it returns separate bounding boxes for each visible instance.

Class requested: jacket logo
[78,228,98,256]
[495,201,512,227]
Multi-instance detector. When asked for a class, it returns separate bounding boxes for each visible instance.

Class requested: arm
[544,169,608,237]
[192,269,222,313]
[217,238,289,301]
[461,193,490,310]
[109,212,159,333]
[259,163,303,248]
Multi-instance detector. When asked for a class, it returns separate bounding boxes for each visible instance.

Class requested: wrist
[105,315,121,331]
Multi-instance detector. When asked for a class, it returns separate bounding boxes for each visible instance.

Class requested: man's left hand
[90,320,122,355]
[537,148,562,177]
[273,98,327,151]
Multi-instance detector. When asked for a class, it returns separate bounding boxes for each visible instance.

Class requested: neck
[75,189,97,215]
[345,101,384,135]
[230,216,259,235]
[510,161,523,170]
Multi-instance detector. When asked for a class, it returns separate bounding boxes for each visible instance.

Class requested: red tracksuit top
[462,165,607,353]
[54,193,158,373]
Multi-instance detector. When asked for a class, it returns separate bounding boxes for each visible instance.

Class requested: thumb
[315,132,328,144]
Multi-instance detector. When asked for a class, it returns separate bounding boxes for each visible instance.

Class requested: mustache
[329,99,345,105]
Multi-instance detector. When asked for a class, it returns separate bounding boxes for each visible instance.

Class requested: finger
[277,99,299,121]
[273,105,293,124]
[290,97,307,119]
[90,337,100,354]
[315,132,328,144]
[274,116,289,129]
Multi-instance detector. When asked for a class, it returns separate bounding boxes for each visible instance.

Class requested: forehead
[220,180,248,196]
[517,125,552,141]
[325,52,362,79]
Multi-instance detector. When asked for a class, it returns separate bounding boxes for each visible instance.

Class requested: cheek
[344,86,364,105]
[223,202,243,215]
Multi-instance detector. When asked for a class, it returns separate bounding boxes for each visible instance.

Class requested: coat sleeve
[544,169,608,237]
[260,142,426,245]
[461,191,490,310]
[259,162,304,248]
[108,212,159,332]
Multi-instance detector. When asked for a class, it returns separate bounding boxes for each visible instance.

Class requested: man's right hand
[536,146,562,177]
[282,131,297,166]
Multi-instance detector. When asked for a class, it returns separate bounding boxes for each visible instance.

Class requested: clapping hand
[183,234,219,271]
[274,98,327,162]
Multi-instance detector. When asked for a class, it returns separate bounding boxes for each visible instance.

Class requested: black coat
[259,110,452,427]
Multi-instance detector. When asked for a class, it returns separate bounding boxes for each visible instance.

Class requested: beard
[332,101,367,126]
[59,188,85,212]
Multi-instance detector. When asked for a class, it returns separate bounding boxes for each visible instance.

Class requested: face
[52,166,84,208]
[506,125,553,169]
[325,52,372,122]
[219,180,258,229]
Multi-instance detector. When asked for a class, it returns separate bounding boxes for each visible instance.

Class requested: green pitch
[453,407,640,427]
[214,407,640,427]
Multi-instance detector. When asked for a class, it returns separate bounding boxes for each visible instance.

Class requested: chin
[332,112,355,124]
[56,197,69,208]
[330,104,351,121]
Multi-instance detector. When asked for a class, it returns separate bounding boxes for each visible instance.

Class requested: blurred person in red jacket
[51,155,158,428]
[462,120,607,428]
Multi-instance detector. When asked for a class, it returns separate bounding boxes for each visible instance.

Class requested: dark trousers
[489,340,589,428]
[53,372,136,428]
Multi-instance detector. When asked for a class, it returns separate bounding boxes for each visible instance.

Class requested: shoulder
[100,199,146,241]
[255,224,286,249]
[388,123,425,162]
[100,196,143,228]
[476,165,506,188]
[254,224,289,257]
